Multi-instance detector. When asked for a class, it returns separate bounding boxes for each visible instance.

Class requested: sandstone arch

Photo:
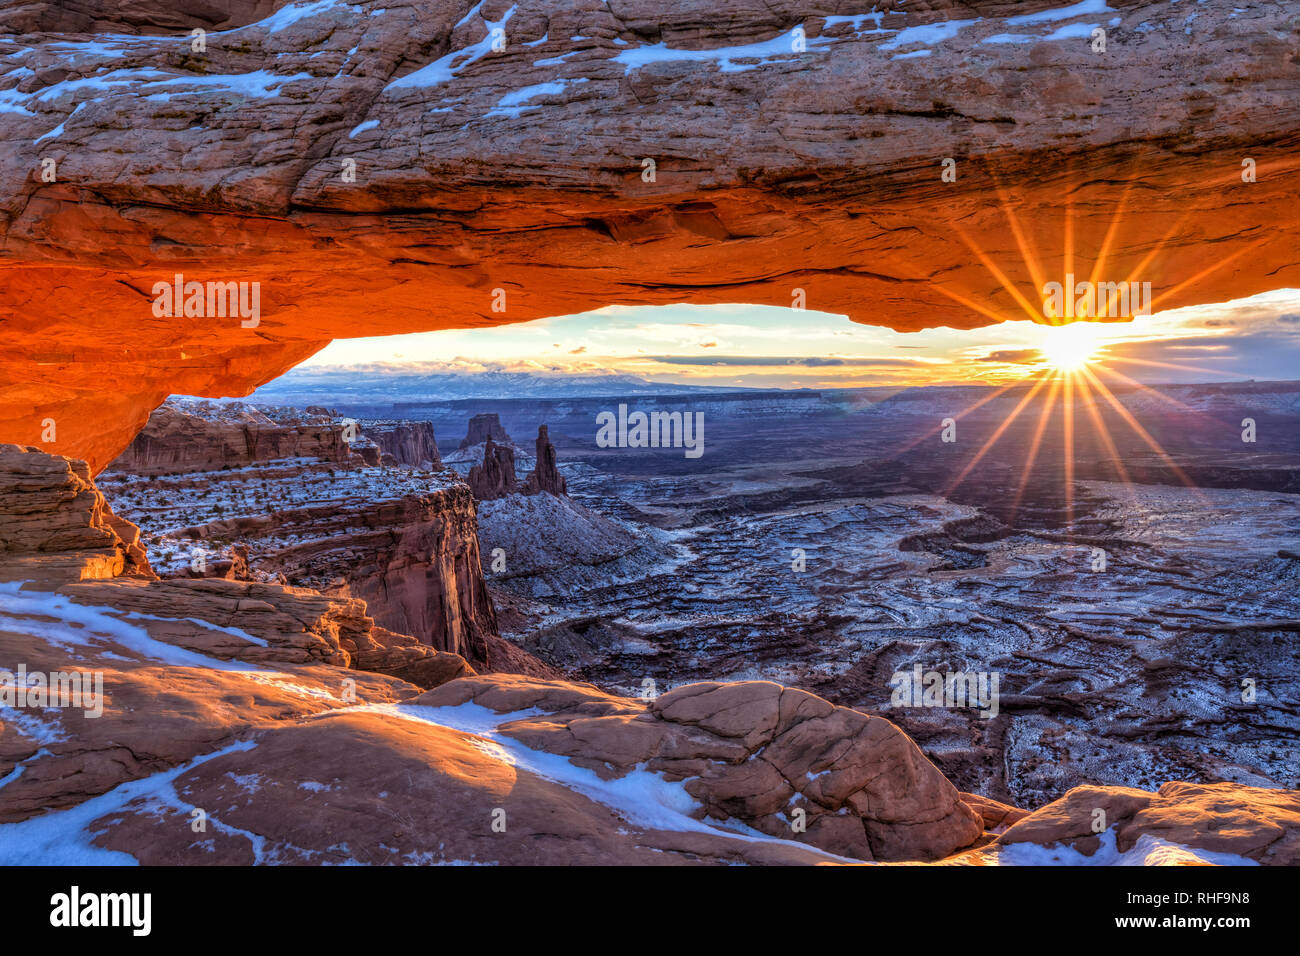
[2,0,1297,470]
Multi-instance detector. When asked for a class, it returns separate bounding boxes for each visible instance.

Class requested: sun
[1038,321,1106,371]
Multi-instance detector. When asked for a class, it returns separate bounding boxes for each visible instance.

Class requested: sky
[300,288,1300,389]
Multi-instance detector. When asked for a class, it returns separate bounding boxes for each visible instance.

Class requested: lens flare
[1038,321,1106,371]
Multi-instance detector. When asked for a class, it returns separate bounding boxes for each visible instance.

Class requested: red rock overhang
[2,0,1297,470]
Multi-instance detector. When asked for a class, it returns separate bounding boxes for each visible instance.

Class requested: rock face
[521,425,567,496]
[3,0,1298,469]
[0,1,283,33]
[459,414,512,451]
[99,403,503,668]
[259,482,499,666]
[0,443,151,580]
[107,400,353,475]
[360,419,441,469]
[113,474,501,665]
[0,443,476,690]
[466,437,518,501]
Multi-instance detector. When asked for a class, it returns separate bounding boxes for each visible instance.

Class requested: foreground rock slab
[1,574,975,863]
[992,781,1300,865]
[415,674,984,861]
[5,598,1292,865]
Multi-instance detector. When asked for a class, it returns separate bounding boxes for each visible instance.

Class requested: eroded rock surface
[418,675,984,861]
[0,442,151,580]
[361,419,442,469]
[108,400,353,475]
[99,402,504,667]
[466,437,518,501]
[521,424,567,496]
[1,442,477,688]
[2,0,1298,468]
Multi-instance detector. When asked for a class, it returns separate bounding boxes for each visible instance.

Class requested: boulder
[995,781,1300,865]
[416,675,985,862]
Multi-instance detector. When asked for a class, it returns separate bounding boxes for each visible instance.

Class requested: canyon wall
[99,402,503,668]
[108,401,352,475]
[248,485,500,665]
[0,441,476,688]
[1,0,1298,469]
[361,420,442,469]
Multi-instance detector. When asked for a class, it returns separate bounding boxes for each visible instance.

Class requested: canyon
[1,0,1299,470]
[3,432,1297,865]
[2,0,1299,870]
[98,399,538,673]
[349,382,1299,813]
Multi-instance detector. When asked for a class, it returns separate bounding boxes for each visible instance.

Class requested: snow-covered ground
[99,457,466,576]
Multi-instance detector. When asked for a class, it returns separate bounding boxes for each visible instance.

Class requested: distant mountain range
[245,365,755,403]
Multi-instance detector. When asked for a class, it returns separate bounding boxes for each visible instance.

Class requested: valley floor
[470,384,1300,808]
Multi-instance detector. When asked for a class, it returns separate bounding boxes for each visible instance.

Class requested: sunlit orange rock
[993,781,1300,865]
[2,0,1298,469]
[0,442,151,580]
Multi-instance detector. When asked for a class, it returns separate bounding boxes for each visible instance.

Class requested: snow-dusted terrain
[98,458,464,577]
[96,381,1300,811]
[435,381,1300,808]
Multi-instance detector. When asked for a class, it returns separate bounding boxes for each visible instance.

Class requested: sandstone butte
[0,0,1297,470]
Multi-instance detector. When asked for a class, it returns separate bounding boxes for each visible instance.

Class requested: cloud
[646,355,929,368]
[297,288,1300,387]
[1098,328,1300,381]
[1160,342,1233,353]
[977,349,1044,364]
